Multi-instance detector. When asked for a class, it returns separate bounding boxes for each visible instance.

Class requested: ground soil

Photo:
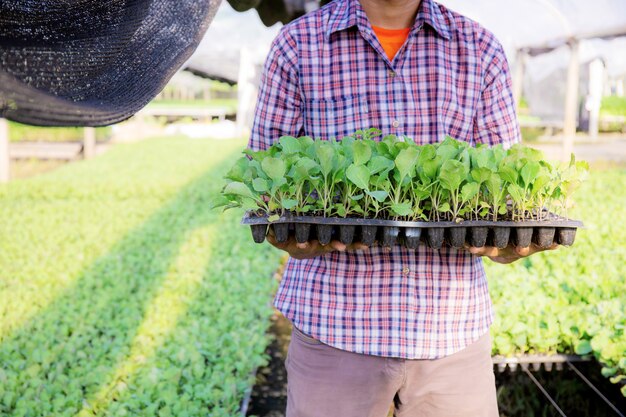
[10,159,67,179]
[531,134,626,164]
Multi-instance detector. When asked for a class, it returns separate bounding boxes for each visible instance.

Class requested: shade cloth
[0,0,220,126]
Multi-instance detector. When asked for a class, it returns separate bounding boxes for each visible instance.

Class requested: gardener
[247,0,556,415]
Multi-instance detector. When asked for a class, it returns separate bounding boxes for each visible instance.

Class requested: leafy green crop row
[487,167,626,396]
[217,129,587,222]
[0,137,282,416]
[600,96,626,117]
[8,120,111,142]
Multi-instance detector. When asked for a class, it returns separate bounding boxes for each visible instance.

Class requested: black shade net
[0,0,220,126]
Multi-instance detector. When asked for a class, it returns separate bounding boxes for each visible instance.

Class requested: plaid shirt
[248,0,520,359]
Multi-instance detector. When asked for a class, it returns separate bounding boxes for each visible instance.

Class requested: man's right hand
[266,229,368,259]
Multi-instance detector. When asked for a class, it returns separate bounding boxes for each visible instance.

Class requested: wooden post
[237,47,259,137]
[587,58,604,138]
[563,40,579,160]
[0,118,9,183]
[513,49,526,114]
[83,127,96,159]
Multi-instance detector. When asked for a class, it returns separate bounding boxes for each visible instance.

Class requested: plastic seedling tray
[241,212,583,250]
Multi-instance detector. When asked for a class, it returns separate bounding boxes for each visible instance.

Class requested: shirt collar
[327,0,452,41]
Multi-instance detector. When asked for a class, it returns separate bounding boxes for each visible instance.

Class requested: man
[248,0,555,415]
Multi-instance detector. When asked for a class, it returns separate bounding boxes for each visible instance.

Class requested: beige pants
[286,326,498,417]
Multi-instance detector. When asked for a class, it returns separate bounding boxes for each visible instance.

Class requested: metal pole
[84,127,96,159]
[0,118,9,183]
[523,368,568,417]
[567,362,625,417]
[563,40,579,160]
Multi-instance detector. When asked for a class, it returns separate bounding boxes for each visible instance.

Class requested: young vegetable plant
[215,131,587,224]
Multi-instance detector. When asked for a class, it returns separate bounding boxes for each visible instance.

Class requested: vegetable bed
[488,167,626,396]
[0,137,282,416]
[216,129,587,249]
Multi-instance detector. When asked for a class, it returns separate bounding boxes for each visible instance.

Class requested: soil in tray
[246,214,581,250]
[247,316,626,417]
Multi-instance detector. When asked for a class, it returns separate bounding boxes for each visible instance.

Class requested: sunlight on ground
[77,225,217,415]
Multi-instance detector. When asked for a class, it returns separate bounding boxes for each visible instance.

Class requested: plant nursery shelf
[242,212,583,250]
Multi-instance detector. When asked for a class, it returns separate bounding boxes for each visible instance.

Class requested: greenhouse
[1,0,625,416]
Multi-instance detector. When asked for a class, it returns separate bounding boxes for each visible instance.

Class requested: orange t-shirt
[372,25,411,61]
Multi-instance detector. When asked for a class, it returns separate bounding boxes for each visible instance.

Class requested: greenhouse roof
[438,0,626,51]
[208,0,626,79]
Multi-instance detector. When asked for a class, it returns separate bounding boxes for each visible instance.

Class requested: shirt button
[402,267,410,275]
[392,120,400,128]
[388,70,396,78]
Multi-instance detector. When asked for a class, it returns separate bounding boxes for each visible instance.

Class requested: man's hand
[465,242,559,264]
[266,229,368,260]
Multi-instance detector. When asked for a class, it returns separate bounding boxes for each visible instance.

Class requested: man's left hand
[465,243,559,264]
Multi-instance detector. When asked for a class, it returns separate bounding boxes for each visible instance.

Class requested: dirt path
[529,134,626,164]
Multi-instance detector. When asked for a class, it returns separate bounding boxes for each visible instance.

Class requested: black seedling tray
[241,212,583,250]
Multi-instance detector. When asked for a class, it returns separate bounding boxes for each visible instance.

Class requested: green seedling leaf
[421,159,440,181]
[418,144,436,164]
[270,177,287,194]
[208,195,230,209]
[601,367,618,377]
[436,144,459,161]
[611,375,626,384]
[507,183,524,203]
[395,147,419,181]
[475,147,495,170]
[268,214,280,222]
[411,181,430,197]
[575,340,593,355]
[461,182,479,202]
[521,161,541,188]
[485,172,502,194]
[293,157,319,181]
[471,167,492,184]
[531,173,551,195]
[346,164,370,190]
[390,202,412,216]
[335,204,347,217]
[225,156,251,182]
[368,156,394,175]
[278,136,302,154]
[223,182,257,200]
[459,148,471,174]
[316,143,335,177]
[366,190,389,202]
[439,159,466,191]
[282,199,298,210]
[499,165,518,184]
[252,178,269,192]
[353,140,372,165]
[261,157,286,181]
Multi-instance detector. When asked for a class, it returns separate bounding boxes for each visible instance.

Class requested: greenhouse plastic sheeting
[187,0,626,122]
[439,0,626,80]
[190,0,626,80]
[438,0,626,52]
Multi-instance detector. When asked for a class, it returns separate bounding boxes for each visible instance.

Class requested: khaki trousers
[286,326,498,417]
